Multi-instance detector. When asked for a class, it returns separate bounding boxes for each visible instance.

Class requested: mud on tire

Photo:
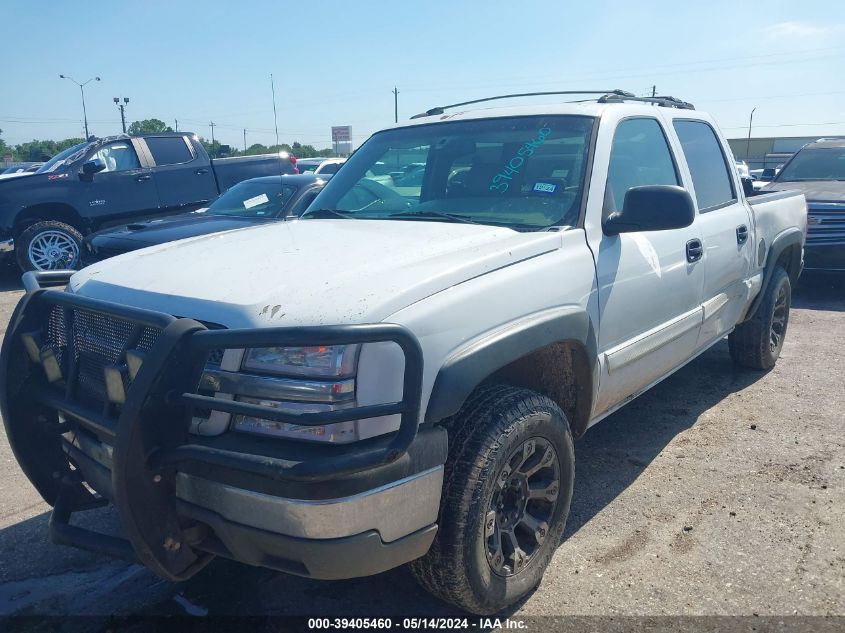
[729,266,791,370]
[410,384,575,615]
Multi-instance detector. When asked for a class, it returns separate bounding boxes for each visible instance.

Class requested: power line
[721,120,845,130]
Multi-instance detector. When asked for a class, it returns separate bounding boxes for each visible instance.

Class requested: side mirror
[741,176,754,197]
[761,168,776,180]
[80,158,106,180]
[603,185,695,235]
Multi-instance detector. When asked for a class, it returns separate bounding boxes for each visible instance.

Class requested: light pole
[113,97,129,133]
[59,74,100,140]
[745,107,756,164]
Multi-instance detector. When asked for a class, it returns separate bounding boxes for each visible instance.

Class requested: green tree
[127,119,174,135]
[0,128,10,160]
[14,138,85,162]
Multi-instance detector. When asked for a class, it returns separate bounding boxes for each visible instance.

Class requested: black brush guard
[0,271,424,581]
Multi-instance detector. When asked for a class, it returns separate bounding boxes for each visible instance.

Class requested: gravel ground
[0,267,842,624]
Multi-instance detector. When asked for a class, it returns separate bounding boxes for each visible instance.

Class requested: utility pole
[59,74,101,140]
[209,122,216,157]
[113,97,129,133]
[270,73,280,148]
[651,85,656,97]
[745,107,756,162]
[393,86,399,123]
[243,128,247,152]
[174,119,178,132]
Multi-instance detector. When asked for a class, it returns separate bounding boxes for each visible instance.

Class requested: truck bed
[747,189,807,265]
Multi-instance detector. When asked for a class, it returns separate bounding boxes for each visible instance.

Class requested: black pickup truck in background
[0,132,298,271]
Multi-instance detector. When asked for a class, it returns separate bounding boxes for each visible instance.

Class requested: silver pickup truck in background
[1,90,806,615]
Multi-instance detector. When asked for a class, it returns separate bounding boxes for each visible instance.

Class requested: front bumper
[1,271,443,581]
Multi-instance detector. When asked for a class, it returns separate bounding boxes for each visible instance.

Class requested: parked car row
[0,132,300,271]
[0,161,44,179]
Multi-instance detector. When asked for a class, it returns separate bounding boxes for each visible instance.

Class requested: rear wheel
[16,220,84,272]
[410,385,575,615]
[729,266,791,370]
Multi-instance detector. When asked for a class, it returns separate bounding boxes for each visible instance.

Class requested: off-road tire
[410,384,575,615]
[729,266,791,370]
[16,220,84,272]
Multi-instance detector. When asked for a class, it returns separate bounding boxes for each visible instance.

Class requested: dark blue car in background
[85,173,329,262]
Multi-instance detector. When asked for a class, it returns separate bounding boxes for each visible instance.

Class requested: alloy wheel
[770,285,788,353]
[28,230,80,270]
[485,436,560,577]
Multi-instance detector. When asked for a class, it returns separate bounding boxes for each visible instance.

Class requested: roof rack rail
[410,89,636,119]
[598,93,695,110]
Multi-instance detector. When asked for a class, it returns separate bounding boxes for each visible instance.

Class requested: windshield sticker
[243,193,270,209]
[489,126,552,193]
[533,181,557,194]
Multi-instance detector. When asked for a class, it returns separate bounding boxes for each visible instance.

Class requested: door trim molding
[604,306,703,374]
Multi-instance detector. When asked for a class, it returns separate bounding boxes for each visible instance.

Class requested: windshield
[36,142,92,174]
[298,162,320,173]
[306,115,595,230]
[777,147,845,182]
[207,180,298,218]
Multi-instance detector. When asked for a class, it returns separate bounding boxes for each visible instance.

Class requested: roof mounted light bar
[410,90,636,119]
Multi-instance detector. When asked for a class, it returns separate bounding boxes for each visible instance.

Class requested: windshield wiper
[301,208,356,219]
[387,210,479,224]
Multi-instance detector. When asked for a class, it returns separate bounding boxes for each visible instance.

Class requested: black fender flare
[743,227,803,322]
[424,306,598,436]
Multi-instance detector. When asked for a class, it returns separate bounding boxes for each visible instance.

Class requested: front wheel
[16,220,84,272]
[410,385,575,615]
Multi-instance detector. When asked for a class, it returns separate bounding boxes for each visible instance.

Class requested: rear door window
[673,120,736,211]
[145,136,194,166]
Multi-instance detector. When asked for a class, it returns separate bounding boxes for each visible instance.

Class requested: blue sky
[2,0,843,149]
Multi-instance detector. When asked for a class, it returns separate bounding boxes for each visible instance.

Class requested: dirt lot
[0,267,842,622]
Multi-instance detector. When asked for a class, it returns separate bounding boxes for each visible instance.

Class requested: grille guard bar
[1,270,425,580]
[10,271,425,481]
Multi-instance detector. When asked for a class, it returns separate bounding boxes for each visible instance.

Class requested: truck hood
[70,219,563,327]
[763,180,845,202]
[0,171,36,181]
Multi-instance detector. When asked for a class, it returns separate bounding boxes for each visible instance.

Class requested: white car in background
[296,157,346,175]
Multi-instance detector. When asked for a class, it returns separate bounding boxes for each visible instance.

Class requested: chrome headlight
[242,345,358,378]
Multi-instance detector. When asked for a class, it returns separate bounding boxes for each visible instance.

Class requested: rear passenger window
[673,120,736,211]
[605,118,679,215]
[145,136,194,166]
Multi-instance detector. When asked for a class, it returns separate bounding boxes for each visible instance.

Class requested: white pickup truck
[1,91,807,614]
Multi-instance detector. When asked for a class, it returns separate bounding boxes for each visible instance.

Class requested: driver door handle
[195,168,209,175]
[135,174,151,182]
[736,224,749,245]
[686,238,703,263]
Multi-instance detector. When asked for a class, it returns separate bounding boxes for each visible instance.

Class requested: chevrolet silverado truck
[0,90,807,615]
[762,137,845,272]
[0,132,298,272]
